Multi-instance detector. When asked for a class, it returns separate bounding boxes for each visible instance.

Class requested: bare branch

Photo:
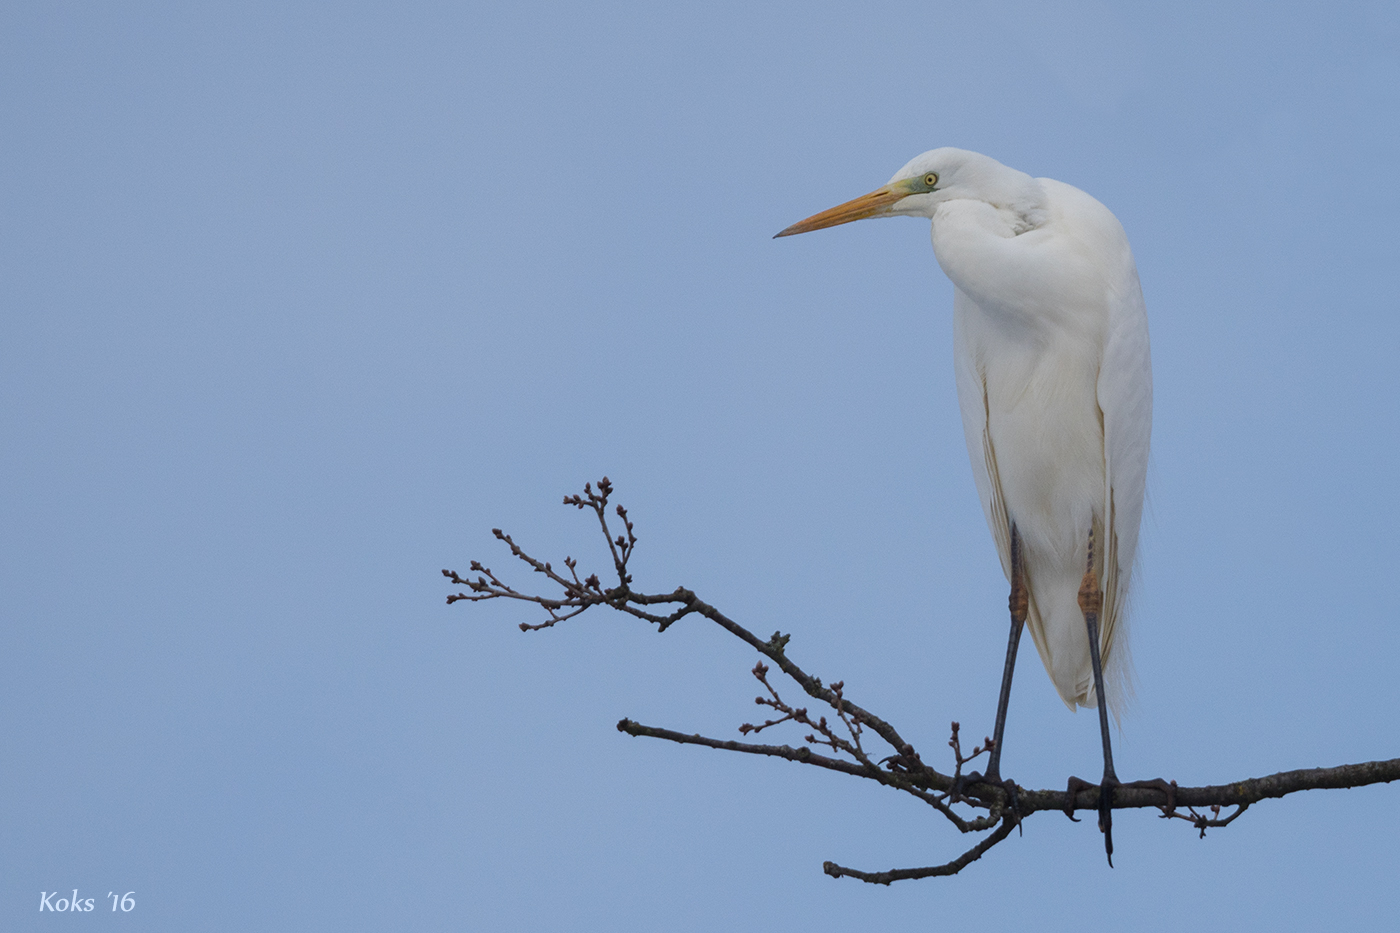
[617,718,998,833]
[823,813,1021,884]
[1021,758,1400,816]
[446,478,1400,881]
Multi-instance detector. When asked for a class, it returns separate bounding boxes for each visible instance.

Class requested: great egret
[776,148,1151,860]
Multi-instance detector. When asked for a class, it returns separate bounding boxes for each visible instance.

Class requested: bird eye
[923,172,938,188]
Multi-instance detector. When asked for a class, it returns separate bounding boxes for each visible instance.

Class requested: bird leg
[1067,528,1121,866]
[982,524,1027,785]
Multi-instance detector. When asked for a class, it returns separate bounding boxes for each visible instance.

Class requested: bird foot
[951,770,986,803]
[1066,775,1174,866]
[953,772,1021,831]
[1065,774,1117,866]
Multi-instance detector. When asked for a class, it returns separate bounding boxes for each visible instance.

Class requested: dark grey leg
[1074,529,1120,865]
[984,525,1026,784]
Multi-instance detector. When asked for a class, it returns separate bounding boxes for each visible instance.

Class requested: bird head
[774,148,1043,238]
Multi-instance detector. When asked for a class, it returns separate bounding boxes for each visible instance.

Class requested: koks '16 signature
[39,890,135,912]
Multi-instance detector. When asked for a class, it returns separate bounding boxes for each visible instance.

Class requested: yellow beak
[773,181,915,238]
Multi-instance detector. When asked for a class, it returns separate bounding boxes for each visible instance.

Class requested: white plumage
[778,148,1151,717]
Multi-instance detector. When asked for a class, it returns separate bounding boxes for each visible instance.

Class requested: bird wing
[951,288,1054,674]
[1095,271,1152,694]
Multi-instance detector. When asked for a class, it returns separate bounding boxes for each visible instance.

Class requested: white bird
[776,148,1151,859]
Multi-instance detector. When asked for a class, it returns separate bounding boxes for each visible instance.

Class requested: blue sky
[3,2,1398,929]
